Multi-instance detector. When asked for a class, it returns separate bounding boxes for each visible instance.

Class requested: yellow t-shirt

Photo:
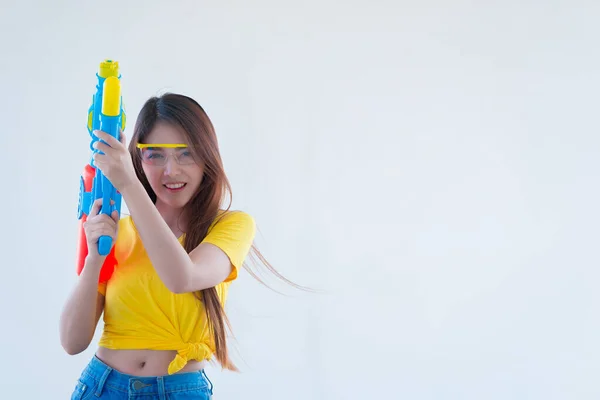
[97,210,256,374]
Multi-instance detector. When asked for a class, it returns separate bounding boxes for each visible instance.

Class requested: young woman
[60,93,286,399]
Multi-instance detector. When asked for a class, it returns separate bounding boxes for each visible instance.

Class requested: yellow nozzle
[102,76,121,116]
[98,59,119,78]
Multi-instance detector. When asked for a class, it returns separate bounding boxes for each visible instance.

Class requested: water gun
[76,60,126,283]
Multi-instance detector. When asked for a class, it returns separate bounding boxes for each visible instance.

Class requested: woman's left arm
[121,180,233,293]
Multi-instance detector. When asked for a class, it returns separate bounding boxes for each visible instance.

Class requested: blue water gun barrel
[95,75,123,255]
[77,60,126,279]
[78,60,125,256]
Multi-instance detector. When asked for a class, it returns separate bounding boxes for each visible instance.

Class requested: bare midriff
[95,347,207,377]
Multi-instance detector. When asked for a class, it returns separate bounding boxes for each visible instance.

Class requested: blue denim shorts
[70,355,213,399]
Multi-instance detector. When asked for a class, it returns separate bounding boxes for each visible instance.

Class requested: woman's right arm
[59,256,105,355]
[59,198,118,355]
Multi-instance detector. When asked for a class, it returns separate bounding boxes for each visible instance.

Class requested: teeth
[165,183,185,189]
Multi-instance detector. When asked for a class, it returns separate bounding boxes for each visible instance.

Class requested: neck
[155,200,187,236]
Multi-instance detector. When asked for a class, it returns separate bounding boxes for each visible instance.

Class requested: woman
[60,93,288,399]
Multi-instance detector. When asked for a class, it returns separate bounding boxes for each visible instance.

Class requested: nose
[163,156,182,175]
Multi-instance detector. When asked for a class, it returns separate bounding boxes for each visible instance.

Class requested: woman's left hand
[93,130,138,193]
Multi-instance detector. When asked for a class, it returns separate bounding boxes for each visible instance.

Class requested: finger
[89,198,103,217]
[93,140,113,155]
[100,217,117,232]
[94,130,121,148]
[87,216,116,235]
[93,152,109,167]
[119,130,126,145]
[87,224,117,242]
[111,210,119,223]
[92,153,103,168]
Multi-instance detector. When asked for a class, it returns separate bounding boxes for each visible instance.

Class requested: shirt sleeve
[201,211,256,282]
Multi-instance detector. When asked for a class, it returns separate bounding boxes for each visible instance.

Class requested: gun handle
[98,235,113,256]
[76,216,117,283]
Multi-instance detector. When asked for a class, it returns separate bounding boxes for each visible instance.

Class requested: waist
[97,332,214,375]
[80,355,212,395]
[96,348,207,376]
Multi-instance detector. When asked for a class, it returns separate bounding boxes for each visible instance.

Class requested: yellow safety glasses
[136,143,196,166]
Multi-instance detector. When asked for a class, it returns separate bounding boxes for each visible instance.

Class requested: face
[138,121,205,210]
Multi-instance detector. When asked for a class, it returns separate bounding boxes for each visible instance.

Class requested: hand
[93,130,137,193]
[83,198,119,262]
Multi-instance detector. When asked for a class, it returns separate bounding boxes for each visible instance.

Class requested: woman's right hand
[83,198,119,263]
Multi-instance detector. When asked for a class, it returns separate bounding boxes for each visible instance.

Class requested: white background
[1,1,599,399]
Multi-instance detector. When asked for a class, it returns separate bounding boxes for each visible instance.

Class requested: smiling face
[139,121,205,211]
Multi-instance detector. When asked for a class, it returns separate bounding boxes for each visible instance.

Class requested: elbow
[61,340,88,356]
[169,280,211,294]
[59,327,90,355]
[168,280,188,294]
[165,265,194,294]
[64,347,85,356]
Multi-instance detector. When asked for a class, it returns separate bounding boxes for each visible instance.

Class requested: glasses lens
[177,150,196,165]
[140,148,167,166]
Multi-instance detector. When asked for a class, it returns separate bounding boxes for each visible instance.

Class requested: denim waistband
[80,355,213,396]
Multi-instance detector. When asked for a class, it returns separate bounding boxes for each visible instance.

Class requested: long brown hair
[127,93,308,371]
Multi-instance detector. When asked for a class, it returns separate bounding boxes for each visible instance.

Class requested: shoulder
[209,209,255,231]
[204,209,256,244]
[202,210,256,270]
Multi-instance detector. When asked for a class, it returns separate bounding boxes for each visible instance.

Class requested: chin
[160,195,193,209]
[150,181,201,208]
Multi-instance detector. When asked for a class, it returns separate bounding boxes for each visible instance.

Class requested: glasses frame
[136,143,189,149]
